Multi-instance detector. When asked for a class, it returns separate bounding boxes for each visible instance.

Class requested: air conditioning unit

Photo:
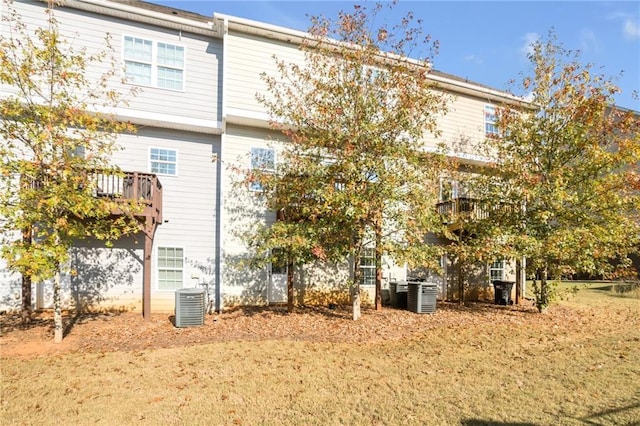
[175,288,205,327]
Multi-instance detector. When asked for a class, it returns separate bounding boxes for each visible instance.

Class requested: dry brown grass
[1,283,639,425]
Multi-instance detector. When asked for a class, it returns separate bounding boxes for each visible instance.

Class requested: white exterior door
[268,261,287,304]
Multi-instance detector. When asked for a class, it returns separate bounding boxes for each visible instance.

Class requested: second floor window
[250,147,275,191]
[150,148,177,176]
[123,36,185,90]
[485,104,497,136]
[440,179,468,201]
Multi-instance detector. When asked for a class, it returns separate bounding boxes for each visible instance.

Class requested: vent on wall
[175,288,205,327]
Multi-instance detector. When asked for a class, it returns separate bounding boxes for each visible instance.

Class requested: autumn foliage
[0,1,142,341]
[248,2,449,319]
[476,33,640,311]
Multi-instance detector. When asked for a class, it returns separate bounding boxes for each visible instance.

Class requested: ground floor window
[157,247,184,290]
[360,248,376,286]
[489,260,504,282]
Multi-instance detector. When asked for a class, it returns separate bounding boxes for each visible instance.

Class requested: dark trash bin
[492,280,515,305]
[407,281,437,314]
[389,281,408,309]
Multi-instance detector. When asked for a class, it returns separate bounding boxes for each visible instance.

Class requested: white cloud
[520,32,540,58]
[580,29,601,53]
[464,54,483,65]
[623,18,640,39]
[606,11,631,21]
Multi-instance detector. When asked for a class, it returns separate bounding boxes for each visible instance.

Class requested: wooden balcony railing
[23,168,163,320]
[437,197,518,232]
[24,169,163,224]
[436,197,488,226]
[94,171,163,223]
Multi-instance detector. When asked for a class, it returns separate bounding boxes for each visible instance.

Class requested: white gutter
[214,12,309,44]
[427,74,531,108]
[215,17,230,313]
[214,12,531,109]
[62,0,222,37]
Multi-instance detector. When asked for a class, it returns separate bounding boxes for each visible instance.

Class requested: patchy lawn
[1,283,639,425]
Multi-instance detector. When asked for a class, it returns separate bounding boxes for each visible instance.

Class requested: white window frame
[439,178,459,202]
[149,147,178,176]
[156,246,185,291]
[485,104,498,136]
[359,248,376,286]
[249,147,276,192]
[123,35,185,91]
[489,260,505,282]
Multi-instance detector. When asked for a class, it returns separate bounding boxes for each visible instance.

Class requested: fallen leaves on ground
[0,299,613,359]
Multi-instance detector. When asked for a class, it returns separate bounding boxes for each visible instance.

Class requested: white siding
[437,94,494,155]
[0,257,22,312]
[225,31,305,119]
[68,237,145,312]
[113,128,220,312]
[2,1,221,126]
[221,125,280,304]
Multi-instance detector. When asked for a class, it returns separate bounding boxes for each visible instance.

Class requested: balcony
[437,197,488,231]
[94,171,163,224]
[24,168,163,320]
[437,197,518,233]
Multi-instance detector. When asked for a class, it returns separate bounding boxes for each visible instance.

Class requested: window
[250,147,275,191]
[440,178,458,202]
[150,148,177,176]
[490,260,504,282]
[440,178,466,202]
[359,248,376,286]
[157,247,184,290]
[485,104,497,136]
[123,36,184,90]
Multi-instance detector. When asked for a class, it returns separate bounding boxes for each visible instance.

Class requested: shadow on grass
[579,400,640,425]
[462,421,536,426]
[214,300,539,321]
[63,309,129,338]
[436,300,539,316]
[0,309,128,337]
[584,282,640,299]
[221,304,353,320]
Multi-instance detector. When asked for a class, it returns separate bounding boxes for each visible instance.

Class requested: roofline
[214,12,531,108]
[60,0,224,37]
[57,1,533,107]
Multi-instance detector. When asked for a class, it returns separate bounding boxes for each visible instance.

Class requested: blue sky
[154,1,640,110]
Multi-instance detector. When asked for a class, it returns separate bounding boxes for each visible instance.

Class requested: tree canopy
[476,33,640,311]
[248,2,450,318]
[0,2,142,340]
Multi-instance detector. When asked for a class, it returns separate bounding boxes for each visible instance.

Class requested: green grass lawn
[2,283,639,425]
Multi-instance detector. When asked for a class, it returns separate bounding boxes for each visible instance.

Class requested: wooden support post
[515,258,522,305]
[143,217,153,320]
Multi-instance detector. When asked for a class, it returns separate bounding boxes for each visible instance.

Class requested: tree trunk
[21,226,32,323]
[374,218,383,311]
[535,267,549,313]
[458,261,465,304]
[53,268,63,343]
[21,275,32,324]
[352,244,362,321]
[351,284,361,320]
[287,261,294,313]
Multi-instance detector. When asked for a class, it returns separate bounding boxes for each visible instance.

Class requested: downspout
[215,17,229,313]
